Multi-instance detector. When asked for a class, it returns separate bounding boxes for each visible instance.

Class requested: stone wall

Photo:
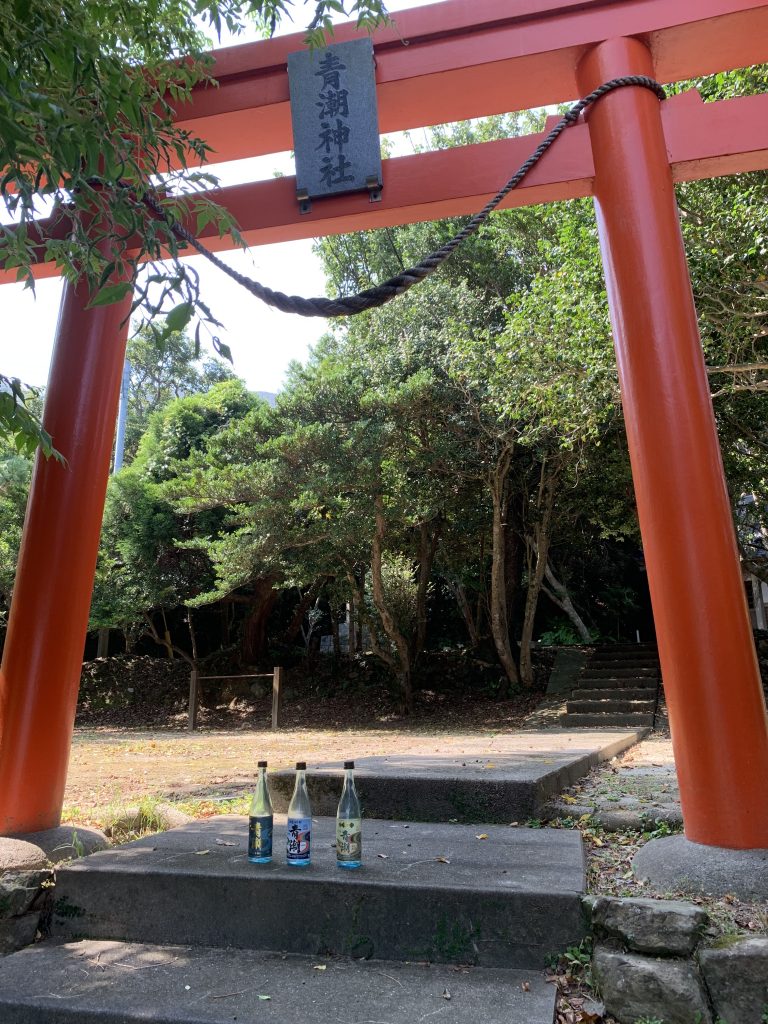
[586,895,768,1024]
[0,839,54,956]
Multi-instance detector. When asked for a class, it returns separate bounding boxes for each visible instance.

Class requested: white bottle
[336,760,362,869]
[286,761,312,866]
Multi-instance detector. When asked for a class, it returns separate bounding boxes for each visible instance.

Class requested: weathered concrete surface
[593,945,713,1024]
[547,648,589,695]
[53,815,586,969]
[0,839,47,872]
[269,730,644,823]
[0,914,40,957]
[699,937,768,1024]
[14,826,109,864]
[0,939,557,1024]
[634,835,768,899]
[588,895,707,956]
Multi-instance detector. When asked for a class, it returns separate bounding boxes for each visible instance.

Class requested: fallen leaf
[312,965,327,971]
[521,981,530,992]
[484,762,496,769]
[258,995,271,1001]
[377,853,389,859]
[435,856,451,864]
[194,850,210,856]
[591,836,604,847]
[215,839,237,847]
[442,988,451,1000]
[475,834,489,840]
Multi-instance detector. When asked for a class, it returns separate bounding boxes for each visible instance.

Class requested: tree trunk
[161,608,173,660]
[330,607,341,658]
[346,569,395,672]
[282,577,326,645]
[96,628,110,658]
[412,520,441,664]
[519,466,557,688]
[371,495,414,714]
[488,447,521,693]
[542,562,592,642]
[241,578,279,664]
[450,581,480,648]
[345,600,354,659]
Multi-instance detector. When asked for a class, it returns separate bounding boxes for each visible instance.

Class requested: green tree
[0,0,389,453]
[91,378,259,658]
[123,326,235,462]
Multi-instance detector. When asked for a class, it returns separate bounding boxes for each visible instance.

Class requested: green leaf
[86,282,133,308]
[166,302,194,334]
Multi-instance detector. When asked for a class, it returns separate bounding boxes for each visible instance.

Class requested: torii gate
[2,0,768,851]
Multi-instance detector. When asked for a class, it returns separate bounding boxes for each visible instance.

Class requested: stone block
[0,838,47,873]
[0,913,40,956]
[593,945,712,1024]
[15,826,109,864]
[699,937,768,1024]
[0,871,52,919]
[590,895,708,956]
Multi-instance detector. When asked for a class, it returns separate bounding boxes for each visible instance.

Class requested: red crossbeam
[176,0,768,164]
[6,89,767,284]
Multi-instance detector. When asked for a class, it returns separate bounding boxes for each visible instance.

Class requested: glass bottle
[286,761,312,866]
[248,760,273,863]
[336,760,362,869]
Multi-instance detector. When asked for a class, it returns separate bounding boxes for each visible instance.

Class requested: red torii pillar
[0,273,132,835]
[578,37,768,848]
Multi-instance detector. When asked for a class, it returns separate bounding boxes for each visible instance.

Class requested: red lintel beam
[175,0,768,164]
[5,89,768,284]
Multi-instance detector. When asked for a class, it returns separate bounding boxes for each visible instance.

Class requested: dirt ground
[63,690,540,819]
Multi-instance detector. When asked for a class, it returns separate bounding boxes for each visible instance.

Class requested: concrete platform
[269,729,645,823]
[634,835,768,899]
[53,815,586,968]
[0,940,556,1024]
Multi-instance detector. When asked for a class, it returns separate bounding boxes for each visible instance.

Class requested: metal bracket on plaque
[296,188,312,216]
[366,175,382,203]
[288,37,383,212]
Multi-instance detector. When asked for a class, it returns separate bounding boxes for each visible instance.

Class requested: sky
[0,0,440,396]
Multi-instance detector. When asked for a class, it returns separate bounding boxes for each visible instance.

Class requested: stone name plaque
[288,37,382,202]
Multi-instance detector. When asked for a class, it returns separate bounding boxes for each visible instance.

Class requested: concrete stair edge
[563,712,655,728]
[0,940,557,1024]
[51,816,587,970]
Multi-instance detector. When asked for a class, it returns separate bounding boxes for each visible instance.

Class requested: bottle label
[287,817,311,861]
[336,818,362,861]
[248,815,273,859]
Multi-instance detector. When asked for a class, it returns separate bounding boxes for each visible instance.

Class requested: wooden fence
[187,666,285,731]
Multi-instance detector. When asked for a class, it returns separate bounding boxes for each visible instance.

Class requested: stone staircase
[563,642,661,729]
[0,746,618,1024]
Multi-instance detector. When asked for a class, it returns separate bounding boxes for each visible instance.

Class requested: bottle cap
[258,760,267,768]
[344,760,355,770]
[296,761,307,770]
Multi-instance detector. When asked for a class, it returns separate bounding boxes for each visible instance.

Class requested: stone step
[566,699,656,715]
[587,659,659,670]
[52,816,587,969]
[592,644,658,653]
[576,677,658,691]
[572,687,659,702]
[564,712,656,728]
[0,940,557,1024]
[267,733,643,823]
[586,666,659,678]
